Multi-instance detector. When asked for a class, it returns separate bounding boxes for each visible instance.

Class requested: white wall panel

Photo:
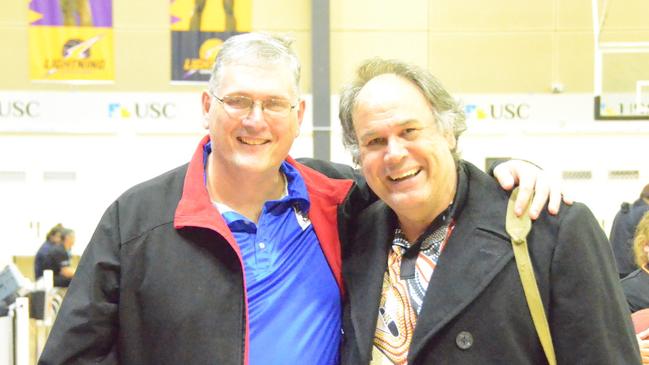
[1,92,648,258]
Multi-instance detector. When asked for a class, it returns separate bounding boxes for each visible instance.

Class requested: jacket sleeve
[621,274,646,313]
[548,203,640,364]
[38,201,121,365]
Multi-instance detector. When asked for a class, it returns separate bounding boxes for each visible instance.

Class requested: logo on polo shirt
[294,206,311,231]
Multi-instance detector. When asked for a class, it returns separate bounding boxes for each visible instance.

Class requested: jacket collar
[343,203,395,362]
[173,135,250,365]
[174,135,354,293]
[174,135,236,240]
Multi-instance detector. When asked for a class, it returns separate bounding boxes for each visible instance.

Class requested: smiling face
[202,63,305,177]
[353,74,457,230]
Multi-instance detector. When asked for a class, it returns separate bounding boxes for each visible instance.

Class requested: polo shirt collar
[202,141,311,216]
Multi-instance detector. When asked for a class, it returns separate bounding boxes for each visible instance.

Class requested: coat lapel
[343,202,394,364]
[407,221,513,359]
[344,162,515,363]
[407,163,514,361]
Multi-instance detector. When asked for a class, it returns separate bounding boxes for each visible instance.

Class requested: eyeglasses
[209,90,298,119]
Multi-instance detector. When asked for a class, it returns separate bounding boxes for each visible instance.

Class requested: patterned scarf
[371,223,453,365]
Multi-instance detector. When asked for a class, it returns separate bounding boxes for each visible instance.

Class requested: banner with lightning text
[170,0,251,83]
[28,0,114,82]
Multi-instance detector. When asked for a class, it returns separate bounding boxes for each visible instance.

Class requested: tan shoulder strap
[506,188,556,365]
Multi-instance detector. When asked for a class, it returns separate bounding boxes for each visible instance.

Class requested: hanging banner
[170,0,251,83]
[28,0,114,82]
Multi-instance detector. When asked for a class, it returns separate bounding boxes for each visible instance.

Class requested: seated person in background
[35,224,63,279]
[611,184,649,278]
[59,228,76,278]
[622,211,649,313]
[35,225,75,287]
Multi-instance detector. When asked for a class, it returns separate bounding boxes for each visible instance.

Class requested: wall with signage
[0,0,311,92]
[1,89,649,264]
[0,0,648,265]
[2,1,649,93]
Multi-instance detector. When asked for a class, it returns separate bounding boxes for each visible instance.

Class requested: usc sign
[0,100,40,118]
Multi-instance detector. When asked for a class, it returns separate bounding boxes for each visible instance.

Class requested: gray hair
[208,32,301,96]
[339,58,467,165]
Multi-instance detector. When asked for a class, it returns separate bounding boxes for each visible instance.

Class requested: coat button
[455,331,474,350]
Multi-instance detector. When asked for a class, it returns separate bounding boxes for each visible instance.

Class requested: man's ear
[444,130,457,150]
[201,91,212,129]
[295,99,306,136]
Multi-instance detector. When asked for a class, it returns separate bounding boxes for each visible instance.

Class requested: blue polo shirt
[204,143,341,365]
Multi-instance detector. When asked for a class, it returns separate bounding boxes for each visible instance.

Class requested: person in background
[337,58,640,364]
[622,211,649,313]
[38,33,566,365]
[34,223,63,278]
[59,228,76,280]
[35,224,74,287]
[611,184,649,278]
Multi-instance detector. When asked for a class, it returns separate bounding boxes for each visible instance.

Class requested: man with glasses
[39,33,565,365]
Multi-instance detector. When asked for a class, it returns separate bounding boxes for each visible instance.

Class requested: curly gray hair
[339,58,466,165]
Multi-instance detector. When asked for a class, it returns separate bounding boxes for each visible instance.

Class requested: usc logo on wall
[465,103,530,121]
[0,100,40,118]
[108,102,176,120]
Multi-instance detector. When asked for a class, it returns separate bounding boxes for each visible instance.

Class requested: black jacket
[622,267,649,313]
[341,161,640,364]
[610,198,649,277]
[38,138,361,365]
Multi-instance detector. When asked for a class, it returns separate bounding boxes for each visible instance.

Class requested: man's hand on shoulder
[493,159,573,220]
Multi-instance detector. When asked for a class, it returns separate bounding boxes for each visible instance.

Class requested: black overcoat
[340,161,640,365]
